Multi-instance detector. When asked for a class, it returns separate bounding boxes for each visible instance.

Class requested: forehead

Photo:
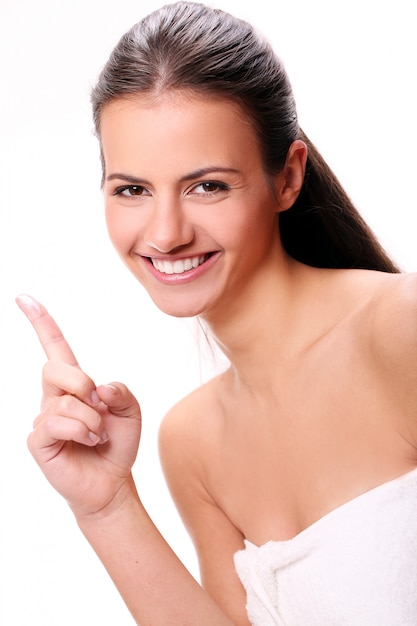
[99,92,263,176]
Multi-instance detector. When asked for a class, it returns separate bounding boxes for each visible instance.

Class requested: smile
[150,254,210,275]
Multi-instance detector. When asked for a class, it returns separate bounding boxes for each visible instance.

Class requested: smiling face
[100,92,290,319]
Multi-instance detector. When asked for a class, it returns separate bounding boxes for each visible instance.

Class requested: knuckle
[33,412,43,428]
[57,393,76,414]
[42,415,58,433]
[27,431,36,454]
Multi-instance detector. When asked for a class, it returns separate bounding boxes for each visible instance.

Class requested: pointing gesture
[16,294,80,365]
[16,294,142,517]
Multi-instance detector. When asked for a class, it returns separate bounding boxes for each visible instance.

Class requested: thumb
[97,383,141,420]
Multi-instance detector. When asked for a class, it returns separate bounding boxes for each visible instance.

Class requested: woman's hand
[16,295,142,518]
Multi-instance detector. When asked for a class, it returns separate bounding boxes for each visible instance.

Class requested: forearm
[76,478,235,626]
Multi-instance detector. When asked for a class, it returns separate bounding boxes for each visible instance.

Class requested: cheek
[105,206,137,254]
[221,202,278,249]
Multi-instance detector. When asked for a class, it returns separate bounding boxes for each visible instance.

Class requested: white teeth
[152,255,207,274]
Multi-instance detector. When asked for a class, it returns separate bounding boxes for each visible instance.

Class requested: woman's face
[101,92,285,319]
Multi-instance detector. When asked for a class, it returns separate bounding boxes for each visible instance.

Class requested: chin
[151,300,206,319]
[147,291,215,319]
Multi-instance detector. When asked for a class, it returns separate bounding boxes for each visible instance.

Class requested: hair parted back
[91,0,399,273]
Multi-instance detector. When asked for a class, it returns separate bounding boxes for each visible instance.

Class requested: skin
[102,92,296,321]
[17,92,417,625]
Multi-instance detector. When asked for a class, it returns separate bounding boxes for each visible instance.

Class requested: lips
[150,254,210,275]
[139,250,220,285]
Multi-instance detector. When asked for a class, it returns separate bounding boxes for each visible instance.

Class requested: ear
[274,140,307,212]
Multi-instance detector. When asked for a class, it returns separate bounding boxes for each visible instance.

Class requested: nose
[144,196,194,253]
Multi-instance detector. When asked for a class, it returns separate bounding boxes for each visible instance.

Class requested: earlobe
[275,140,307,211]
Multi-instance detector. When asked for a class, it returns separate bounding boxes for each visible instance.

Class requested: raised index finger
[16,294,79,366]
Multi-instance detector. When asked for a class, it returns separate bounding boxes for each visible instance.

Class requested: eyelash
[113,185,148,197]
[191,181,229,196]
[112,181,230,198]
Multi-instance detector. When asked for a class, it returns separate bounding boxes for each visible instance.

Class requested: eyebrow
[106,166,240,185]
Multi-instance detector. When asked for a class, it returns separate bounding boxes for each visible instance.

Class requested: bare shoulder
[367,272,417,358]
[158,372,250,624]
[159,371,226,460]
[320,268,417,393]
[358,272,417,409]
[158,370,228,510]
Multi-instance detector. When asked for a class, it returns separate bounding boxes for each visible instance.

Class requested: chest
[204,345,414,544]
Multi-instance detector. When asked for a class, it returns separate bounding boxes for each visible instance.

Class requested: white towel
[234,468,417,625]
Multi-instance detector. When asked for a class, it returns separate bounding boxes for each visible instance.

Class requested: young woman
[17,2,417,624]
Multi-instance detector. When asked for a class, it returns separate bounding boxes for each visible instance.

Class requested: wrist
[72,474,143,526]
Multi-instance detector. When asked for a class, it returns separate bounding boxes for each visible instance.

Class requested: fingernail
[103,384,118,394]
[88,431,100,444]
[16,294,42,320]
[99,431,109,444]
[90,390,100,405]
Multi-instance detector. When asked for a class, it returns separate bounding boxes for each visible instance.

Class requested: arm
[369,273,417,437]
[159,399,251,626]
[77,477,236,625]
[16,295,234,625]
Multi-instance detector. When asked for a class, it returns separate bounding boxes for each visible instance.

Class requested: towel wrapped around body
[234,468,417,626]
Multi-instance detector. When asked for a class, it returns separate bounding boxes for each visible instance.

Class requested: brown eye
[127,186,143,195]
[114,185,150,197]
[191,181,229,195]
[201,182,219,192]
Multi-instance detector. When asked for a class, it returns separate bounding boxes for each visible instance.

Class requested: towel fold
[234,468,417,625]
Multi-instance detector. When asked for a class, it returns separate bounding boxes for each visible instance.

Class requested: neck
[200,256,321,394]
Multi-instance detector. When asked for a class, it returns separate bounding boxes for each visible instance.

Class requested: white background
[0,0,416,623]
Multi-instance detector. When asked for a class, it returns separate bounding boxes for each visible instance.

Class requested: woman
[17,2,417,624]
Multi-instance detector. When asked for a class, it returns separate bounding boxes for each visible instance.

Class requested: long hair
[91,1,399,273]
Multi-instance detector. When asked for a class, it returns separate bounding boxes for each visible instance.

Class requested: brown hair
[91,1,399,272]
